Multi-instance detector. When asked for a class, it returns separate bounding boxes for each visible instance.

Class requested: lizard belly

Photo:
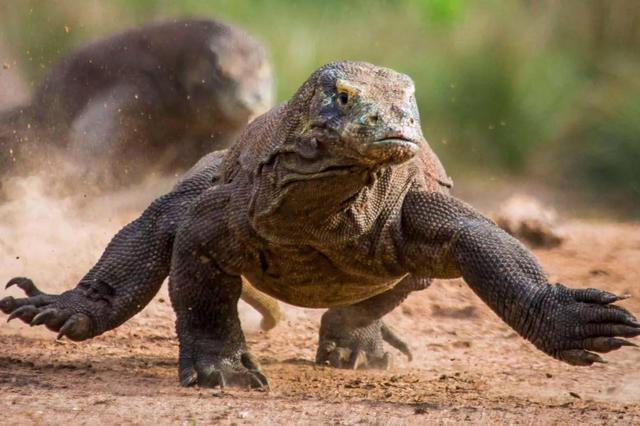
[243,272,399,308]
[242,248,401,308]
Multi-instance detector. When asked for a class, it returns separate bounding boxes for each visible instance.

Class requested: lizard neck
[248,149,414,246]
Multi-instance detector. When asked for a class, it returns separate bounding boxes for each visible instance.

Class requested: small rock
[414,402,438,414]
[492,194,565,248]
[414,407,428,415]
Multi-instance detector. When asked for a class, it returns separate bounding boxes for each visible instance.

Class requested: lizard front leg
[316,276,429,370]
[0,163,217,339]
[400,190,640,365]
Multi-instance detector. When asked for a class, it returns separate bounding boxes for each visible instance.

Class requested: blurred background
[0,0,639,217]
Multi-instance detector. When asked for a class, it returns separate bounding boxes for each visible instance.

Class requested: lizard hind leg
[315,276,429,370]
[315,310,404,370]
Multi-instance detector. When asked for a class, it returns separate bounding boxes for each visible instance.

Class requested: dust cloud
[0,170,173,293]
[0,164,286,333]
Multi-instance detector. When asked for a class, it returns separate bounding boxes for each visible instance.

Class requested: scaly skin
[2,61,638,389]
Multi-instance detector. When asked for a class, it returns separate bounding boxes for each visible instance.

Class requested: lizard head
[180,24,273,127]
[296,61,423,167]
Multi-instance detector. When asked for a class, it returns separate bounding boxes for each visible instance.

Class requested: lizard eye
[337,91,349,106]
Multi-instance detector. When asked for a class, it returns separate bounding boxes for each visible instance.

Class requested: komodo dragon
[0,18,280,332]
[2,61,638,389]
[0,18,273,186]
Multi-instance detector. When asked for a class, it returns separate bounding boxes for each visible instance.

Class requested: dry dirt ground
[0,180,639,425]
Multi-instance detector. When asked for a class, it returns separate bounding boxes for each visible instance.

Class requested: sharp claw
[179,368,198,387]
[315,341,336,365]
[381,323,412,361]
[350,350,368,370]
[252,371,269,389]
[57,327,69,340]
[5,277,42,297]
[7,310,21,323]
[400,346,413,362]
[569,287,632,305]
[593,355,608,364]
[248,371,268,389]
[7,305,37,323]
[614,324,640,338]
[56,314,91,341]
[560,349,608,366]
[216,371,226,388]
[241,352,262,372]
[5,279,19,290]
[328,347,351,368]
[30,308,58,326]
[381,352,393,370]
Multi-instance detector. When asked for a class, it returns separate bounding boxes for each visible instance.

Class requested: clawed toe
[2,277,57,317]
[6,277,46,297]
[2,278,94,341]
[7,305,39,323]
[0,296,16,313]
[582,337,638,353]
[559,349,607,366]
[56,314,93,341]
[317,343,392,370]
[316,315,408,370]
[31,308,61,326]
[203,368,267,389]
[179,367,199,387]
[181,365,269,389]
[179,349,269,389]
[550,284,640,365]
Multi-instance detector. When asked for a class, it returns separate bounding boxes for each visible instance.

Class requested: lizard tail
[240,279,283,332]
[381,322,413,361]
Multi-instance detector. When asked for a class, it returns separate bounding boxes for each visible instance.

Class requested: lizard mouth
[359,137,420,164]
[371,138,419,149]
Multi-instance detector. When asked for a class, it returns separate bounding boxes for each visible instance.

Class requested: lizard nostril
[408,117,415,125]
[366,114,380,126]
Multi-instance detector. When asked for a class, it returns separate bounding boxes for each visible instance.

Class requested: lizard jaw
[358,138,420,165]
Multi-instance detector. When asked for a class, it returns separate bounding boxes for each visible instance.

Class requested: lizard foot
[315,308,412,370]
[1,277,94,341]
[537,284,640,365]
[178,338,268,389]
